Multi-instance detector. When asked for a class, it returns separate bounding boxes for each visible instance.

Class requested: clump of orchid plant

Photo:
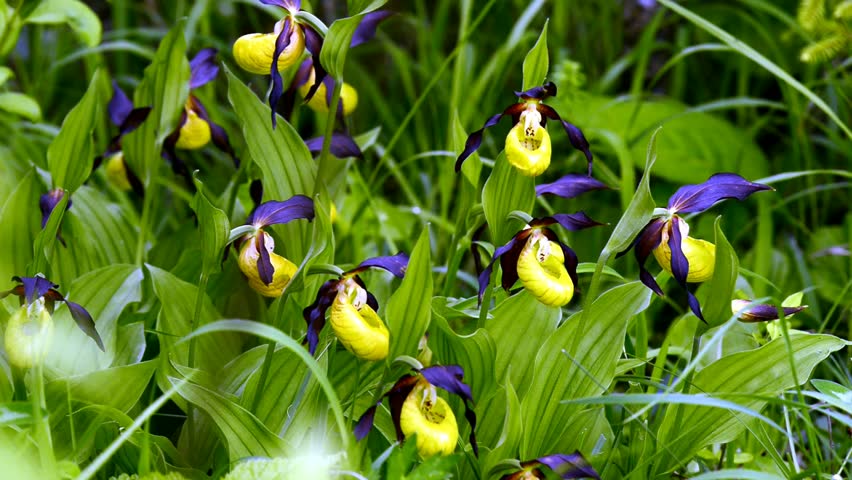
[455,82,593,177]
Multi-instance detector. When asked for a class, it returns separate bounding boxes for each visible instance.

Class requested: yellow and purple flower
[0,276,103,367]
[500,452,600,480]
[731,299,807,323]
[301,252,408,360]
[237,195,315,297]
[619,173,772,320]
[354,364,477,458]
[456,82,593,177]
[479,212,604,307]
[94,81,152,193]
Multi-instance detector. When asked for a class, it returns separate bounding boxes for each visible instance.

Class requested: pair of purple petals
[455,82,594,176]
[245,195,316,286]
[0,276,104,351]
[301,252,409,355]
[500,452,600,480]
[261,2,393,127]
[620,173,773,321]
[354,364,479,457]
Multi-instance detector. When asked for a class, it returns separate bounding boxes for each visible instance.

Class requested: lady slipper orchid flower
[354,364,478,458]
[731,300,807,323]
[237,195,315,297]
[479,213,604,307]
[301,252,408,359]
[94,81,152,193]
[619,173,772,320]
[0,276,103,367]
[455,82,593,177]
[500,452,600,480]
[163,49,236,172]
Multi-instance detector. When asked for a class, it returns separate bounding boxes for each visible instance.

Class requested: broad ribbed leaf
[169,377,288,462]
[0,92,41,121]
[0,170,37,282]
[239,346,312,433]
[46,360,156,411]
[521,20,548,91]
[26,0,101,46]
[429,310,496,403]
[485,291,560,393]
[123,21,190,184]
[654,332,846,473]
[699,217,738,328]
[482,153,535,246]
[320,14,363,79]
[47,69,104,193]
[44,265,143,376]
[227,67,315,260]
[386,227,433,360]
[191,177,229,275]
[520,282,652,457]
[347,0,386,14]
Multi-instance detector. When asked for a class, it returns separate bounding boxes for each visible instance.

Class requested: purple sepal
[735,303,808,323]
[420,365,479,457]
[269,18,293,128]
[668,217,704,321]
[538,104,593,176]
[292,58,313,89]
[12,276,58,304]
[536,174,609,198]
[350,10,394,48]
[354,403,379,440]
[248,195,315,228]
[353,252,409,278]
[66,299,105,351]
[536,452,600,479]
[189,48,219,89]
[256,232,275,286]
[302,27,326,104]
[39,189,67,229]
[543,212,606,232]
[514,81,557,100]
[305,133,363,158]
[667,173,772,214]
[455,103,525,172]
[108,81,133,127]
[260,0,300,10]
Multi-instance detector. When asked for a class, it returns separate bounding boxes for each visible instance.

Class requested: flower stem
[135,180,156,265]
[31,364,56,477]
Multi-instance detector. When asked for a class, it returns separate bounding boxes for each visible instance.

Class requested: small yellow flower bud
[175,108,211,150]
[653,220,716,283]
[399,381,459,457]
[4,299,54,368]
[517,231,574,307]
[105,152,132,191]
[504,118,551,177]
[233,21,305,75]
[237,232,297,297]
[329,280,389,361]
[298,68,359,116]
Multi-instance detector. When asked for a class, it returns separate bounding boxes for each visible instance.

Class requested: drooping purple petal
[256,232,275,286]
[668,217,704,321]
[248,195,315,228]
[39,189,67,229]
[353,252,409,278]
[388,375,420,442]
[537,452,601,480]
[302,27,326,104]
[189,48,219,89]
[477,235,521,302]
[119,107,152,136]
[108,80,133,127]
[269,18,293,128]
[537,104,593,176]
[498,233,529,292]
[626,219,667,297]
[354,403,379,440]
[544,212,607,232]
[536,174,609,199]
[65,299,105,351]
[14,276,58,304]
[350,10,394,48]
[455,103,525,172]
[305,133,363,158]
[732,300,807,323]
[667,173,773,214]
[302,279,339,355]
[514,81,557,100]
[189,96,238,166]
[293,58,313,89]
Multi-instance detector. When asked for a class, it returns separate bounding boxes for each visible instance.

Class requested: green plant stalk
[185,272,209,452]
[315,80,343,197]
[135,179,156,265]
[31,363,56,477]
[251,291,288,413]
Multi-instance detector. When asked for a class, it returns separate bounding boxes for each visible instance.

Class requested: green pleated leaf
[699,217,739,328]
[482,153,535,246]
[522,19,549,91]
[0,170,38,281]
[46,360,157,411]
[320,14,363,80]
[0,92,41,121]
[654,332,846,473]
[226,67,315,260]
[239,346,312,434]
[47,70,104,193]
[25,0,102,47]
[485,291,560,393]
[386,226,433,360]
[429,309,496,403]
[169,376,288,462]
[347,0,387,14]
[520,282,652,457]
[123,21,190,184]
[191,176,230,276]
[479,379,522,473]
[0,402,40,426]
[43,265,143,376]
